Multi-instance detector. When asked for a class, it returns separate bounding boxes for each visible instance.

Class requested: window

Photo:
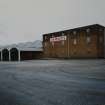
[86,29,91,44]
[86,29,90,33]
[72,31,77,45]
[62,33,65,36]
[61,33,65,46]
[73,39,77,45]
[73,31,77,35]
[86,36,91,44]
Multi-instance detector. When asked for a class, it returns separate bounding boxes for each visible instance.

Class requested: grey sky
[0,0,105,45]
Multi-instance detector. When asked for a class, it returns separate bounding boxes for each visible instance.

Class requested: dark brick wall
[20,51,43,60]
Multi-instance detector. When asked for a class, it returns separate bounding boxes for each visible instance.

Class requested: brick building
[43,24,105,59]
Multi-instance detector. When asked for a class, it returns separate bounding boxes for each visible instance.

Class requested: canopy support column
[9,50,11,61]
[1,51,2,61]
[18,50,21,61]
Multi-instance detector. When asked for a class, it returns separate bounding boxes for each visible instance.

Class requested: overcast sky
[0,0,105,45]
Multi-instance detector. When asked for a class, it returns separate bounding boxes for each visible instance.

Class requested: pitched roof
[43,24,105,35]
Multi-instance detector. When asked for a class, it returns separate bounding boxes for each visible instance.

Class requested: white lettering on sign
[50,36,67,42]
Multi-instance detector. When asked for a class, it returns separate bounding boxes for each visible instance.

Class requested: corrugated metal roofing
[16,47,43,51]
[0,40,43,51]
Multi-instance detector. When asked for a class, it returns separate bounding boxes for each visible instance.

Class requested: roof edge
[43,24,105,35]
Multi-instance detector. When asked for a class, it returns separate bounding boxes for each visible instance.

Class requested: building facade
[0,47,43,61]
[43,24,105,59]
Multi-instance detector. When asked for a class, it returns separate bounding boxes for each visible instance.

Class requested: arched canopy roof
[10,47,43,52]
[0,47,43,52]
[2,48,9,52]
[0,40,43,52]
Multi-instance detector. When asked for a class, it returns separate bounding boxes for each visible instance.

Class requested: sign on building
[50,36,67,42]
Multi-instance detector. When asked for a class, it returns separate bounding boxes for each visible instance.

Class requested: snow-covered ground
[0,60,105,105]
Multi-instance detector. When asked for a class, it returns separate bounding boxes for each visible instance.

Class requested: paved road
[0,60,105,105]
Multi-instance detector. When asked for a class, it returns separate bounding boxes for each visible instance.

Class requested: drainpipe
[67,34,70,58]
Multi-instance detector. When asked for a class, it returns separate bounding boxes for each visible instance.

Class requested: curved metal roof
[0,40,43,52]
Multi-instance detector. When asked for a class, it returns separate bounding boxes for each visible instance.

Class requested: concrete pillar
[104,28,105,58]
[9,50,11,61]
[18,50,21,61]
[1,51,2,61]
